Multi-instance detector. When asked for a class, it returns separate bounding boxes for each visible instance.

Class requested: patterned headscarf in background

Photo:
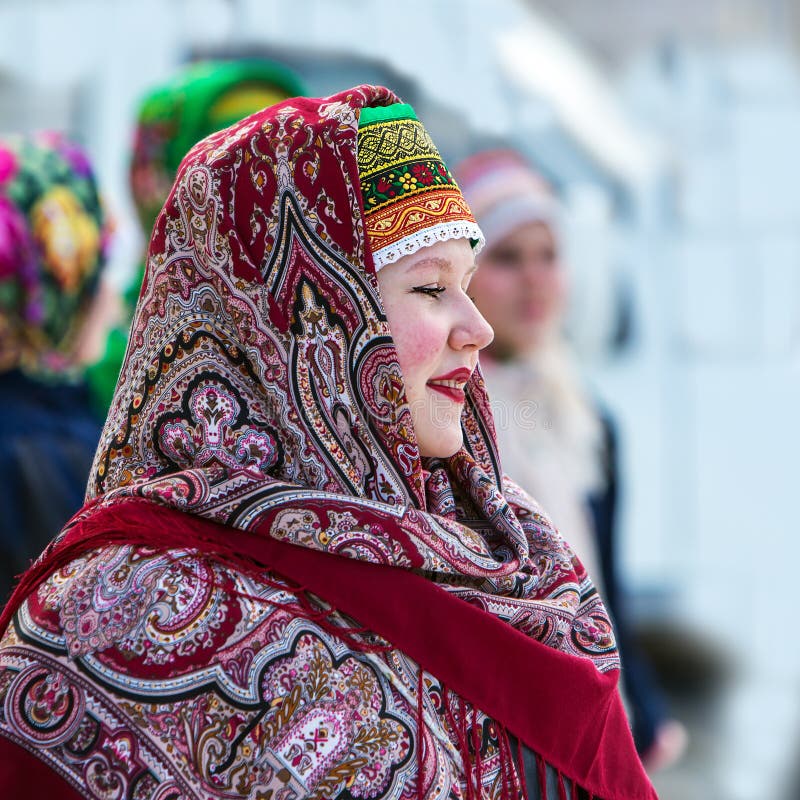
[455,148,562,245]
[130,58,307,234]
[0,133,109,376]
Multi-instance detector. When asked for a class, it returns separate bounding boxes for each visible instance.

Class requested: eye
[412,284,446,299]
[541,248,558,266]
[488,247,522,268]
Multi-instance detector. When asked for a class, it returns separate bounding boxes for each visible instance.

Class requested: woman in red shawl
[0,87,655,800]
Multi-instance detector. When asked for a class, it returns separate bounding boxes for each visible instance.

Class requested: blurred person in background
[85,58,306,414]
[456,149,687,774]
[0,87,655,799]
[0,132,111,604]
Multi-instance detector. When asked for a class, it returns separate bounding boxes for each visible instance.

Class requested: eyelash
[412,285,446,298]
[411,285,477,303]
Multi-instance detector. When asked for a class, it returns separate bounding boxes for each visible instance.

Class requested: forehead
[406,256,475,274]
[394,248,478,278]
[488,220,556,250]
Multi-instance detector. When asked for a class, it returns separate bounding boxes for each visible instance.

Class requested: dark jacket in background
[0,369,101,603]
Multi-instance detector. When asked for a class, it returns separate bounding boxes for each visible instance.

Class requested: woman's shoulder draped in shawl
[0,85,656,800]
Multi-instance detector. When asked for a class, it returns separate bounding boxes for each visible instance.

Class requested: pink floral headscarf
[0,132,111,375]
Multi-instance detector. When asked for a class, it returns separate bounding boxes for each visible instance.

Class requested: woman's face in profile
[376,238,494,458]
[469,221,566,359]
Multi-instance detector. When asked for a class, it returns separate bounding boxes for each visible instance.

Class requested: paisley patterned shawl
[0,85,655,800]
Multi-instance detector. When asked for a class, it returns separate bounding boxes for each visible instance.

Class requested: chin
[419,428,464,459]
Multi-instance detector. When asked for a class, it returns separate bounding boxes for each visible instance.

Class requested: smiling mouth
[427,383,466,402]
[426,368,472,403]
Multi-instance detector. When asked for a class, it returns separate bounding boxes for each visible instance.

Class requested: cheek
[390,316,444,392]
[472,267,517,300]
[470,269,516,324]
[540,269,568,310]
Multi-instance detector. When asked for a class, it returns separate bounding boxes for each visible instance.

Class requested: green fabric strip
[358,102,417,127]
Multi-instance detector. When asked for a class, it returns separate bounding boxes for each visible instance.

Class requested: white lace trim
[371,221,485,271]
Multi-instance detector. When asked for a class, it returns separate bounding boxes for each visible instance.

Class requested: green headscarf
[87,59,306,411]
[130,59,306,233]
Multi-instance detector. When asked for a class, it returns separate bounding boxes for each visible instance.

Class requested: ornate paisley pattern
[0,85,620,798]
[0,549,465,800]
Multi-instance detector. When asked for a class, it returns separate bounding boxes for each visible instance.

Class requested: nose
[449,294,494,352]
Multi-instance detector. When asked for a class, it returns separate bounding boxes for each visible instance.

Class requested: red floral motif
[411,163,434,185]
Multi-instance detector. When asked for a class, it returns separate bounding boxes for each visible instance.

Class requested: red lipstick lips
[426,368,472,403]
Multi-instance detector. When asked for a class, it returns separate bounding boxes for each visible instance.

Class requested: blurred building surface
[1,1,799,797]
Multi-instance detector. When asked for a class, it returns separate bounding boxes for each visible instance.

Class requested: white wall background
[2,1,799,796]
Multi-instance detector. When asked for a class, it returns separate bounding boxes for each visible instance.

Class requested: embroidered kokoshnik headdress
[357,103,483,269]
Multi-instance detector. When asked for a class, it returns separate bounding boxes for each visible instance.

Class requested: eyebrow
[408,257,479,276]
